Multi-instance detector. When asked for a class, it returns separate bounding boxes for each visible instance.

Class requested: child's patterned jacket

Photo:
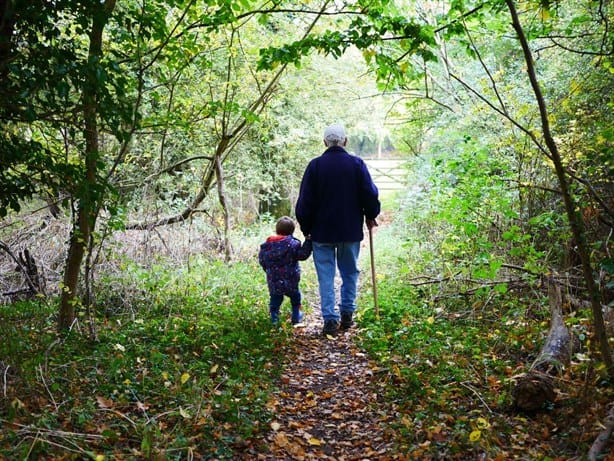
[258,235,312,295]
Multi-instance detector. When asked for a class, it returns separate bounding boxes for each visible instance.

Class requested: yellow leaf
[161,371,169,380]
[210,364,219,374]
[426,316,435,324]
[181,373,190,384]
[469,430,481,442]
[308,437,322,446]
[362,48,376,59]
[476,417,490,429]
[94,455,105,461]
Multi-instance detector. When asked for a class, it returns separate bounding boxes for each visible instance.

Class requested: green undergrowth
[355,210,610,460]
[0,259,289,460]
[1,202,611,460]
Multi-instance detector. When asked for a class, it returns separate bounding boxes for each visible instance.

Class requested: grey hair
[323,123,346,146]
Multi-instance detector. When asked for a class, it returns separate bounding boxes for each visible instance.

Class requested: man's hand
[366,218,378,230]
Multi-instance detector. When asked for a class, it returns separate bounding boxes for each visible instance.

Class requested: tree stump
[511,279,578,411]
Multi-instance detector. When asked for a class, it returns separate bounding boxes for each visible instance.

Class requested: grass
[0,258,291,459]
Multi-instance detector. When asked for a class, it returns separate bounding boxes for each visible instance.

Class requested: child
[258,216,312,325]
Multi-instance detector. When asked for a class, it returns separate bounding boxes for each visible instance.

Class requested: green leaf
[601,258,614,274]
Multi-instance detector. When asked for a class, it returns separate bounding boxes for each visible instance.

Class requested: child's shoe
[291,308,304,325]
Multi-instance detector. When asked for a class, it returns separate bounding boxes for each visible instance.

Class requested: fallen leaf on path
[274,431,289,447]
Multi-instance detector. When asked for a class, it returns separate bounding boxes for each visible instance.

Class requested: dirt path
[250,313,399,460]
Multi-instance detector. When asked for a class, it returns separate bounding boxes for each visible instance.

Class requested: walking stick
[368,225,379,319]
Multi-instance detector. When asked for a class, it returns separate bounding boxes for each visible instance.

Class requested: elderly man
[295,123,380,336]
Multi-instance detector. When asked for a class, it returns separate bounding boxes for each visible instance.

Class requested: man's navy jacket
[295,145,380,243]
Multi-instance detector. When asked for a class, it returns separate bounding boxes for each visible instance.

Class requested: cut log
[512,279,579,411]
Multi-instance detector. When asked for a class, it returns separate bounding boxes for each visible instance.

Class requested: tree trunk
[214,148,232,262]
[58,0,116,331]
[505,0,613,376]
[512,279,579,411]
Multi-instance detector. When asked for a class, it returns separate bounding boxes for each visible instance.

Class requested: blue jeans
[269,291,302,323]
[312,241,360,322]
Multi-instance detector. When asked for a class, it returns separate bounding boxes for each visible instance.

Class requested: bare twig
[500,263,541,276]
[37,365,58,411]
[43,339,61,375]
[460,381,492,413]
[407,274,459,286]
[564,168,614,221]
[214,148,232,262]
[2,364,9,397]
[11,424,104,440]
[5,421,105,458]
[99,408,138,428]
[0,194,70,232]
[24,432,99,456]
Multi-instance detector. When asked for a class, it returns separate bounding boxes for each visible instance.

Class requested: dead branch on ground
[511,278,580,411]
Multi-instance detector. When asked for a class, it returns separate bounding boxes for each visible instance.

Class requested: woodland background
[0,0,613,459]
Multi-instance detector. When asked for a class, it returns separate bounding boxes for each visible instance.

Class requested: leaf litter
[240,310,402,460]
